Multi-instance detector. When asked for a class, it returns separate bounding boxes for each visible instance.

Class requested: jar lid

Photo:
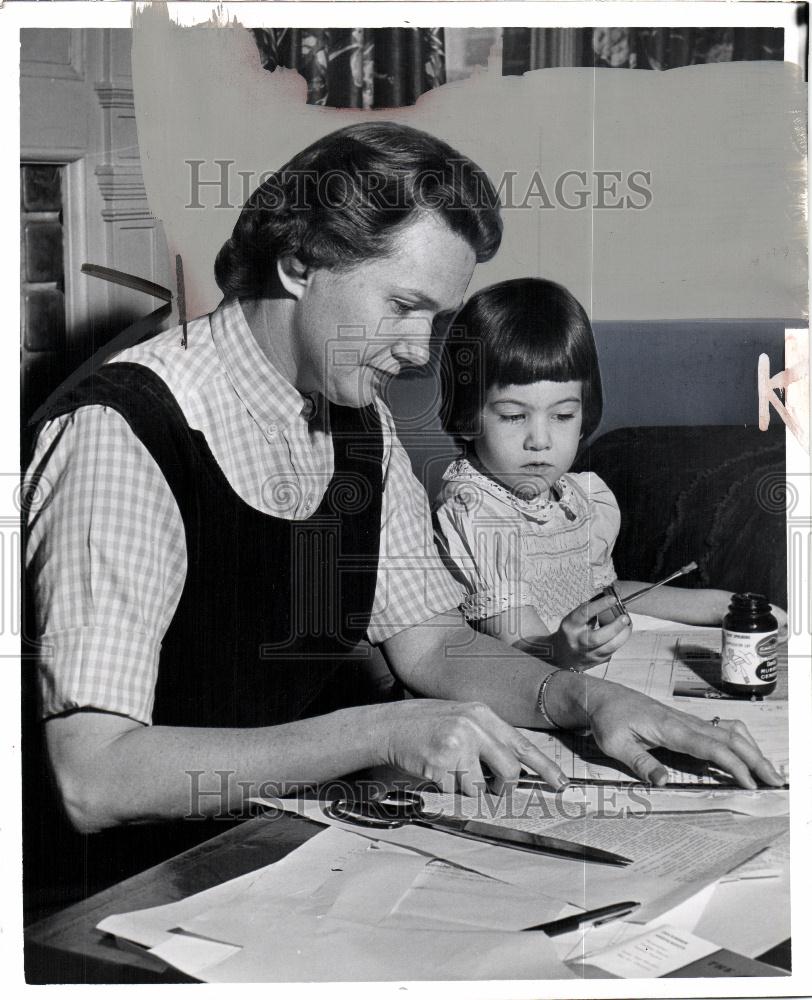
[730,592,771,612]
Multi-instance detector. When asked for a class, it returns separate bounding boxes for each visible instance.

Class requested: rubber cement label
[721,630,778,686]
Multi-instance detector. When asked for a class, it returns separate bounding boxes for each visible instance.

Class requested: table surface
[24,641,792,984]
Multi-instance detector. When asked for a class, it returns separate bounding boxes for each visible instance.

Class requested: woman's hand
[550,594,633,670]
[371,698,569,796]
[551,675,786,789]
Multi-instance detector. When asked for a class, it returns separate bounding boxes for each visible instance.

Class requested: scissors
[322,790,631,867]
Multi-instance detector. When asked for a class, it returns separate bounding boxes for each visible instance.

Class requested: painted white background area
[131,8,806,323]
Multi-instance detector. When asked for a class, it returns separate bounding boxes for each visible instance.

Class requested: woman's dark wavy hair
[215,122,503,298]
[440,278,604,447]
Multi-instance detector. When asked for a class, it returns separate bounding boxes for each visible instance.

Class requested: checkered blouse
[25,298,463,724]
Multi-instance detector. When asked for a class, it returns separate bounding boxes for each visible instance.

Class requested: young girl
[433,278,784,669]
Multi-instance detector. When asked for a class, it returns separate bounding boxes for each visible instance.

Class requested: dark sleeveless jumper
[23,361,387,912]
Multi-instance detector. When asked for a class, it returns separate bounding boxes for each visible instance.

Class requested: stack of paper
[98,825,575,982]
[100,790,789,982]
[276,791,787,924]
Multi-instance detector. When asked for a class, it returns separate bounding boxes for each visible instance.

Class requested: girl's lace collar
[443,457,578,521]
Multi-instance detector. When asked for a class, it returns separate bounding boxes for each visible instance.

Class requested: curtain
[503,27,784,73]
[252,28,445,108]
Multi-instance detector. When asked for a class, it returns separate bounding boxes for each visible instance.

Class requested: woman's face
[287,214,475,408]
[468,380,584,499]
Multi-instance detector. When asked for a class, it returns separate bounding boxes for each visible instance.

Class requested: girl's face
[467,380,583,499]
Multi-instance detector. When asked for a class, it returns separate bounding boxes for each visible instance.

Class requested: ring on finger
[710,716,721,728]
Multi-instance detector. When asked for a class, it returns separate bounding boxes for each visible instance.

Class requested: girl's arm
[615,582,731,625]
[616,582,789,635]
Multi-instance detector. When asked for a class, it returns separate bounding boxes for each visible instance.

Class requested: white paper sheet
[98,826,412,952]
[578,925,719,978]
[592,628,720,700]
[185,910,575,982]
[691,840,792,957]
[384,859,564,931]
[149,933,241,975]
[164,828,573,981]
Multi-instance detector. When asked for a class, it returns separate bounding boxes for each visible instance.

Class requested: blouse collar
[442,457,578,522]
[211,297,317,432]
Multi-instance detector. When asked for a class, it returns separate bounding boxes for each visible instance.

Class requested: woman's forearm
[45,705,390,832]
[384,614,597,729]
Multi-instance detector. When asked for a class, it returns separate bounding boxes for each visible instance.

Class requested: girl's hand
[551,594,633,670]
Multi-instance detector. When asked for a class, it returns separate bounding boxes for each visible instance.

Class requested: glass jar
[721,593,778,698]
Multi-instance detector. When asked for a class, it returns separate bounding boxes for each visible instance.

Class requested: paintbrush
[622,561,699,606]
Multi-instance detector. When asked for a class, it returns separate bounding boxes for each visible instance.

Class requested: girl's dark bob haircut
[440,277,603,446]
